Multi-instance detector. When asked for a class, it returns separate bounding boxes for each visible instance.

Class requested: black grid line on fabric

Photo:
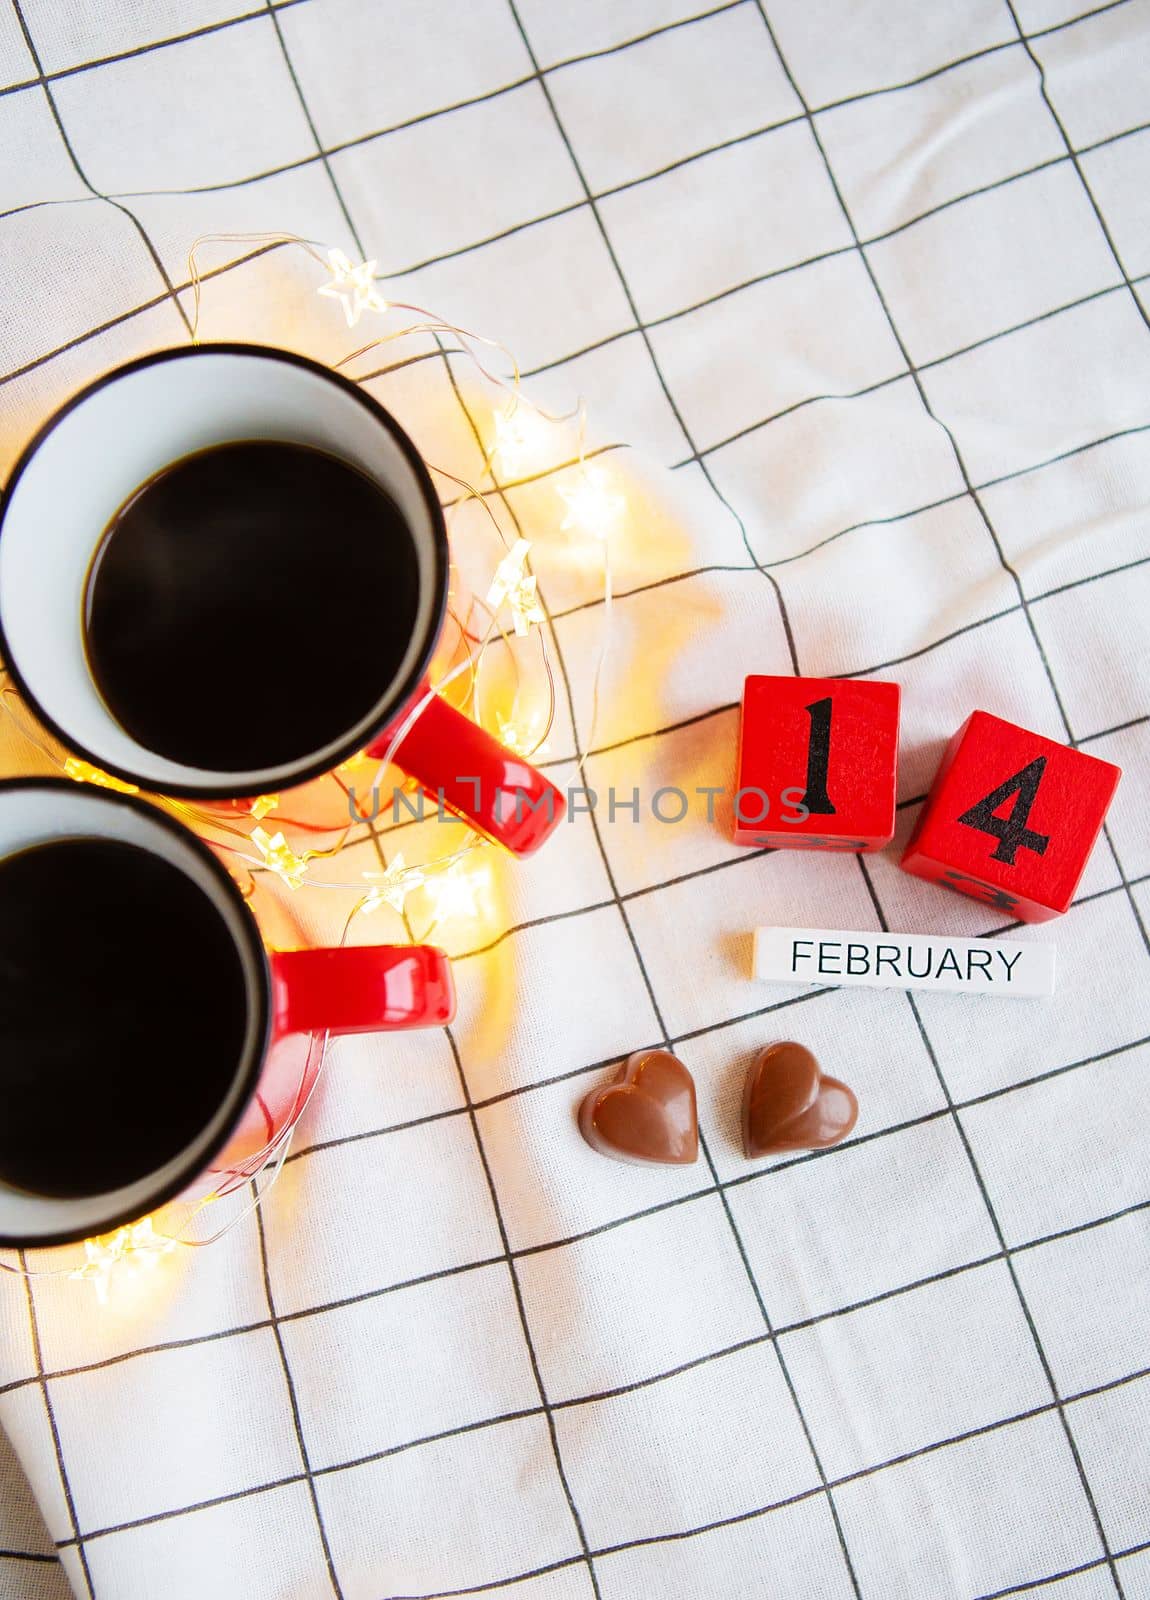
[428,171,842,1600]
[0,0,309,99]
[262,0,362,252]
[679,270,1150,465]
[508,106,1148,380]
[999,0,1150,972]
[381,103,1147,287]
[544,0,750,73]
[436,443,627,510]
[252,1195,345,1599]
[0,0,1135,267]
[441,245,1150,530]
[185,26,389,1600]
[367,761,604,1596]
[256,24,606,1590]
[370,109,1135,285]
[1009,0,1150,341]
[537,542,1150,765]
[9,0,192,342]
[439,1028,604,1600]
[0,0,742,106]
[976,1539,1150,1600]
[6,1178,1148,1444]
[504,11,802,677]
[7,235,1139,686]
[275,842,1150,1104]
[2,102,1148,419]
[47,1361,1150,1570]
[263,825,1150,1094]
[794,0,1138,112]
[752,3,1134,1588]
[0,237,293,389]
[862,850,1133,1598]
[0,11,1143,1591]
[16,1255,93,1599]
[497,9,871,1590]
[358,808,603,1600]
[382,1456,1150,1600]
[1080,712,1150,745]
[548,536,1150,634]
[0,1549,57,1564]
[417,342,616,1600]
[752,0,1104,807]
[541,504,1150,645]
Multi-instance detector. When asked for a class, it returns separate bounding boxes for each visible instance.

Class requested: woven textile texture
[1,1,1149,1597]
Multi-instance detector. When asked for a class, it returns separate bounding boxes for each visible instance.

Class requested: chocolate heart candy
[742,1042,857,1158]
[579,1049,699,1166]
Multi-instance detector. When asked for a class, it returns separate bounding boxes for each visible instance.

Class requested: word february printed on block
[753,925,1056,998]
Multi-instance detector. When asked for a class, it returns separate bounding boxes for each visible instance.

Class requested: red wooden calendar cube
[733,675,900,850]
[901,710,1122,922]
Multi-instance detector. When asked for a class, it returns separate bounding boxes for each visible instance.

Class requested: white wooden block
[753,925,1056,998]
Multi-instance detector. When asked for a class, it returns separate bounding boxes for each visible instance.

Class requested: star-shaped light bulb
[491,401,548,476]
[427,861,483,923]
[70,1217,176,1304]
[251,827,309,891]
[486,538,545,637]
[317,247,388,327]
[558,466,625,541]
[363,852,426,916]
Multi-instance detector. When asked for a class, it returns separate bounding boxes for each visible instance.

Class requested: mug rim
[0,342,451,799]
[0,776,274,1249]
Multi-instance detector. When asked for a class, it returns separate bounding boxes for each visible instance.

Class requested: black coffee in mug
[83,440,420,772]
[0,837,248,1198]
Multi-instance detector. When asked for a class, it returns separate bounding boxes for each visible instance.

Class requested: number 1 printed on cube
[901,710,1122,922]
[734,676,900,851]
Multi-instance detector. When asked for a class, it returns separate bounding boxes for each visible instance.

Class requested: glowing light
[558,465,625,541]
[363,852,427,916]
[69,1217,176,1304]
[496,715,547,758]
[491,401,548,476]
[426,860,483,922]
[0,230,627,1291]
[486,538,545,637]
[251,826,309,890]
[317,247,388,327]
[63,758,138,795]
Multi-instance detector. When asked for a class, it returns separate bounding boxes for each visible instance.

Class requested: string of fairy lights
[0,234,631,1298]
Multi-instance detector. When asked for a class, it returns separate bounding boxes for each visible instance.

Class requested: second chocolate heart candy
[742,1041,857,1158]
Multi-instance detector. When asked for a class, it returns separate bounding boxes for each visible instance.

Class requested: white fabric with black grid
[2,1,1150,1597]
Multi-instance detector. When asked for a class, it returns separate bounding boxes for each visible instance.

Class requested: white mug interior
[0,782,267,1245]
[0,346,442,794]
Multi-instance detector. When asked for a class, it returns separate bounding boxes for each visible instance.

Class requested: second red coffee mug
[0,344,565,854]
[0,778,455,1248]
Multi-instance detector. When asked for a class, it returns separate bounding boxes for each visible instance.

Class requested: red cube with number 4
[734,675,900,851]
[901,710,1121,922]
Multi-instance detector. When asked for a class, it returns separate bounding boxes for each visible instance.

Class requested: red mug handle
[272,944,455,1035]
[368,693,566,856]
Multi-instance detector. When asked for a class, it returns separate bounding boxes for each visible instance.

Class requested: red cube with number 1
[733,675,900,851]
[901,710,1121,922]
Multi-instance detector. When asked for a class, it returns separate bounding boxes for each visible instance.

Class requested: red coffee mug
[0,344,564,855]
[0,779,455,1248]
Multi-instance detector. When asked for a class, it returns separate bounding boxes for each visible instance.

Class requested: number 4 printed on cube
[901,711,1122,922]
